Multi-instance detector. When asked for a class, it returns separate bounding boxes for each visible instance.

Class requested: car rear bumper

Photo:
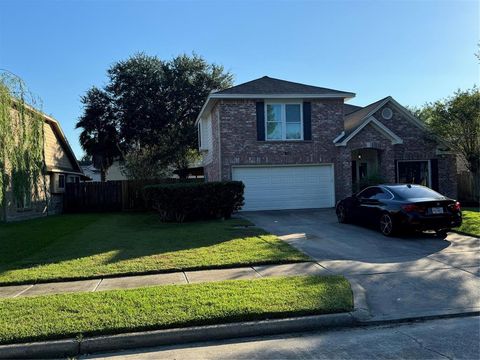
[400,212,462,231]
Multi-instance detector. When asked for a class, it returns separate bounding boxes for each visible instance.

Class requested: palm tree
[76,87,121,182]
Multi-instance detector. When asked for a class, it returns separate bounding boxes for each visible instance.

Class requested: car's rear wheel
[380,213,395,236]
[336,204,349,223]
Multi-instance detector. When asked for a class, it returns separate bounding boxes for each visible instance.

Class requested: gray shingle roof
[334,96,392,143]
[213,76,354,97]
[343,103,363,115]
[344,96,390,132]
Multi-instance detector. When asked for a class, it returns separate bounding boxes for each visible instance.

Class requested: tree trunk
[101,168,106,182]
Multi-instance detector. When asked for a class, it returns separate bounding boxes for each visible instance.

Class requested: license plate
[431,207,444,214]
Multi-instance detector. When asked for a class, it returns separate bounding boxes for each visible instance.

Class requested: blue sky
[1,0,478,158]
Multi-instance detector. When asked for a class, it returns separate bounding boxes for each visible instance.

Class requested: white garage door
[232,165,335,211]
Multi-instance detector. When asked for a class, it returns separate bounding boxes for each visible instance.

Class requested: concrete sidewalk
[0,262,327,298]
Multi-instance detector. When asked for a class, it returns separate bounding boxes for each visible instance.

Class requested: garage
[232,165,335,211]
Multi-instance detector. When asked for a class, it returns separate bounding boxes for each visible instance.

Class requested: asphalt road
[86,316,480,359]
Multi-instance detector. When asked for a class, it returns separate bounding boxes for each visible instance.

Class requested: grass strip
[0,275,352,345]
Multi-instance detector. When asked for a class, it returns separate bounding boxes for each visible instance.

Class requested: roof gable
[13,101,84,176]
[335,116,403,146]
[213,76,355,97]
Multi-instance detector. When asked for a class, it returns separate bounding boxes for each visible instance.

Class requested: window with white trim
[265,103,302,140]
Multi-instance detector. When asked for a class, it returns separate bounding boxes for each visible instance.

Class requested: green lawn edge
[454,208,480,238]
[0,213,311,286]
[0,275,353,345]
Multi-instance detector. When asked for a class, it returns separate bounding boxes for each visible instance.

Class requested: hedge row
[144,181,244,222]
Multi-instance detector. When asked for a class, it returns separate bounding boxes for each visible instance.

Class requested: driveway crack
[396,329,453,360]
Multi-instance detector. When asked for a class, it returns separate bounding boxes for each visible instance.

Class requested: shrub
[353,172,386,193]
[144,181,244,222]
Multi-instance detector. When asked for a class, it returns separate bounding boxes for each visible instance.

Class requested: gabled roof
[344,96,390,132]
[334,96,440,147]
[13,101,85,177]
[196,76,355,124]
[213,76,355,97]
[343,103,363,115]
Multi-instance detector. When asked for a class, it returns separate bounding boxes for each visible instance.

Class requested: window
[397,161,430,187]
[357,187,381,199]
[382,107,393,120]
[16,192,32,210]
[58,174,65,189]
[265,103,302,140]
[67,176,80,183]
[390,185,443,200]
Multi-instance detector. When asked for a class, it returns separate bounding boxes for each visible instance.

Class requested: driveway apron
[243,209,480,321]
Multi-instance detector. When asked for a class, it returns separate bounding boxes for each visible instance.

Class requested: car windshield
[389,185,444,200]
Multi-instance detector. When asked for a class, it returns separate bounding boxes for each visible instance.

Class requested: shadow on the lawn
[0,213,275,281]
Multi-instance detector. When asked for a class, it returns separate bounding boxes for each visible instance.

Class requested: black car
[336,184,462,236]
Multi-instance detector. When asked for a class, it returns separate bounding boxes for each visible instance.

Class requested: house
[196,76,457,211]
[80,163,101,182]
[1,105,86,221]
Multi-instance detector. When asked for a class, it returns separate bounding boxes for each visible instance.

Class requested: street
[86,316,480,359]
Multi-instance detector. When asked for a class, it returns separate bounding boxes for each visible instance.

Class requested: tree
[412,87,480,176]
[77,53,233,180]
[76,87,122,182]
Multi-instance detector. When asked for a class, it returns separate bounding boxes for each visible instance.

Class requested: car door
[356,187,383,224]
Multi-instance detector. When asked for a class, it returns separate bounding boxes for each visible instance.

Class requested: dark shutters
[430,159,439,191]
[256,102,265,141]
[303,102,312,141]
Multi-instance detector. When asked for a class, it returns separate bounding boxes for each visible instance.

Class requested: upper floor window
[265,103,303,141]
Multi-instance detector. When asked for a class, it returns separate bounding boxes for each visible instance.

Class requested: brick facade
[202,98,458,204]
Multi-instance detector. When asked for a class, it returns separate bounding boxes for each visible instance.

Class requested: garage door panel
[232,165,334,211]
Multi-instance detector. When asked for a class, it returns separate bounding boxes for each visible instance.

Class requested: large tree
[76,87,121,182]
[77,53,233,179]
[412,87,480,176]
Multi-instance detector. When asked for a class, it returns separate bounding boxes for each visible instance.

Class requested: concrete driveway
[243,209,480,321]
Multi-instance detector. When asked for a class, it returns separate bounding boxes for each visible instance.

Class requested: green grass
[0,213,309,285]
[0,275,352,345]
[455,207,480,237]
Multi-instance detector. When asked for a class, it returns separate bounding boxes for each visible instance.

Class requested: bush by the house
[144,181,244,222]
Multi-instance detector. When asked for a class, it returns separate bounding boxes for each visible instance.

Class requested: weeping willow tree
[0,71,46,221]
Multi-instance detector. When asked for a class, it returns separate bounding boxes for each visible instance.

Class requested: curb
[0,313,354,359]
[348,279,372,322]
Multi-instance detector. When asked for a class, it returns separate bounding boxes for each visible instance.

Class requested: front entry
[351,149,380,192]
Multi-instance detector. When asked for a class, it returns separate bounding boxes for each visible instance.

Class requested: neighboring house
[196,76,457,211]
[2,106,86,221]
[80,164,101,182]
[106,160,128,181]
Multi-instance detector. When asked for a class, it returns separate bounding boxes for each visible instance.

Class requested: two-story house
[196,76,456,211]
[2,104,86,221]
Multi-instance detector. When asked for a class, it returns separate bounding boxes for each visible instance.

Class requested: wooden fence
[457,171,479,204]
[64,179,201,213]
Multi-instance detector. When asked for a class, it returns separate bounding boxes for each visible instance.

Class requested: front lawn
[0,275,352,345]
[455,207,480,237]
[0,213,309,285]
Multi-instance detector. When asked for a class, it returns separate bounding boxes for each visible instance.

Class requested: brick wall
[203,97,458,202]
[215,98,347,199]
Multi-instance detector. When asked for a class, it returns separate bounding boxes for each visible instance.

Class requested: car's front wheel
[435,229,449,238]
[380,213,395,236]
[336,204,349,223]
